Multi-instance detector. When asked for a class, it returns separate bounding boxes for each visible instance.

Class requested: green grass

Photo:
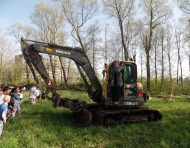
[0,91,189,148]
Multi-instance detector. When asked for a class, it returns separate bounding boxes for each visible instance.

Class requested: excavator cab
[104,61,144,108]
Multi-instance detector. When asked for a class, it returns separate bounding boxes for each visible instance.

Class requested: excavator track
[54,98,162,126]
[74,105,162,126]
[95,108,162,127]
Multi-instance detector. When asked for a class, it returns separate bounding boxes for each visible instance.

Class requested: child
[41,87,47,102]
[11,87,21,118]
[29,85,37,104]
[2,87,14,122]
[18,86,24,104]
[0,95,11,137]
[2,86,11,95]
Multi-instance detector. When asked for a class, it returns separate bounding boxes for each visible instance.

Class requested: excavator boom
[21,38,102,104]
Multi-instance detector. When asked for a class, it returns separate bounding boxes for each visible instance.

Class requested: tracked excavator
[20,38,162,126]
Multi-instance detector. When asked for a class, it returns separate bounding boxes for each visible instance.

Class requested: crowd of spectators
[0,84,43,137]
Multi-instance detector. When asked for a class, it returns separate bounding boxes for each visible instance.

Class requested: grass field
[0,91,189,148]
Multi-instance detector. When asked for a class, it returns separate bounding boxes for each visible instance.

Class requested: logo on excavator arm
[55,49,71,55]
[45,48,53,53]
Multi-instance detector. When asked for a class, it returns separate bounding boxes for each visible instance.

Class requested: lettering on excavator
[55,49,71,55]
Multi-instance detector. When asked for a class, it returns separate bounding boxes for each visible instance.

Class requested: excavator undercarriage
[55,97,162,126]
[20,38,162,126]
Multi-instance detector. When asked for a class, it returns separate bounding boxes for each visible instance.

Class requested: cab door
[123,62,137,97]
[122,62,144,107]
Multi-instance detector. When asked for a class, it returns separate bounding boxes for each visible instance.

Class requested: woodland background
[0,0,190,95]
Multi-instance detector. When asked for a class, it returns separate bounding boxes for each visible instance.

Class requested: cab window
[124,64,136,84]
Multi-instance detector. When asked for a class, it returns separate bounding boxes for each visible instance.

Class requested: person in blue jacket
[0,95,11,137]
[11,87,21,118]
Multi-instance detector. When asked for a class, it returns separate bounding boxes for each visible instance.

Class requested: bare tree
[142,0,171,91]
[126,20,142,62]
[9,23,36,41]
[85,24,100,70]
[103,0,135,60]
[108,33,123,62]
[31,1,66,87]
[165,25,173,85]
[185,44,190,73]
[152,29,159,89]
[101,25,123,63]
[179,0,190,76]
[58,0,98,52]
[9,24,36,84]
[174,24,184,89]
[179,0,190,75]
[103,24,109,63]
[0,32,16,83]
[160,28,166,91]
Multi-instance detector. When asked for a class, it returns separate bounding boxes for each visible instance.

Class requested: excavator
[20,38,162,126]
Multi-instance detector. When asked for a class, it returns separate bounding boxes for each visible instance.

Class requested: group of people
[29,85,43,104]
[0,84,24,137]
[0,84,46,137]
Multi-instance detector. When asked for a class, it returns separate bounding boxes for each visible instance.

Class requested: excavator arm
[20,38,102,105]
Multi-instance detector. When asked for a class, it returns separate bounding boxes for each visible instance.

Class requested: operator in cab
[109,60,123,102]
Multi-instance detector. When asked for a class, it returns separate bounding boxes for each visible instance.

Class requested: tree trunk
[93,46,95,69]
[104,26,108,63]
[188,54,190,73]
[76,28,85,52]
[179,54,184,90]
[168,54,172,85]
[92,38,96,69]
[145,34,151,91]
[146,52,151,91]
[66,60,72,83]
[175,30,183,90]
[177,60,179,85]
[26,64,30,84]
[161,32,164,91]
[118,18,128,61]
[58,57,68,88]
[145,7,153,92]
[175,32,180,86]
[154,36,158,90]
[49,55,57,86]
[140,52,143,83]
